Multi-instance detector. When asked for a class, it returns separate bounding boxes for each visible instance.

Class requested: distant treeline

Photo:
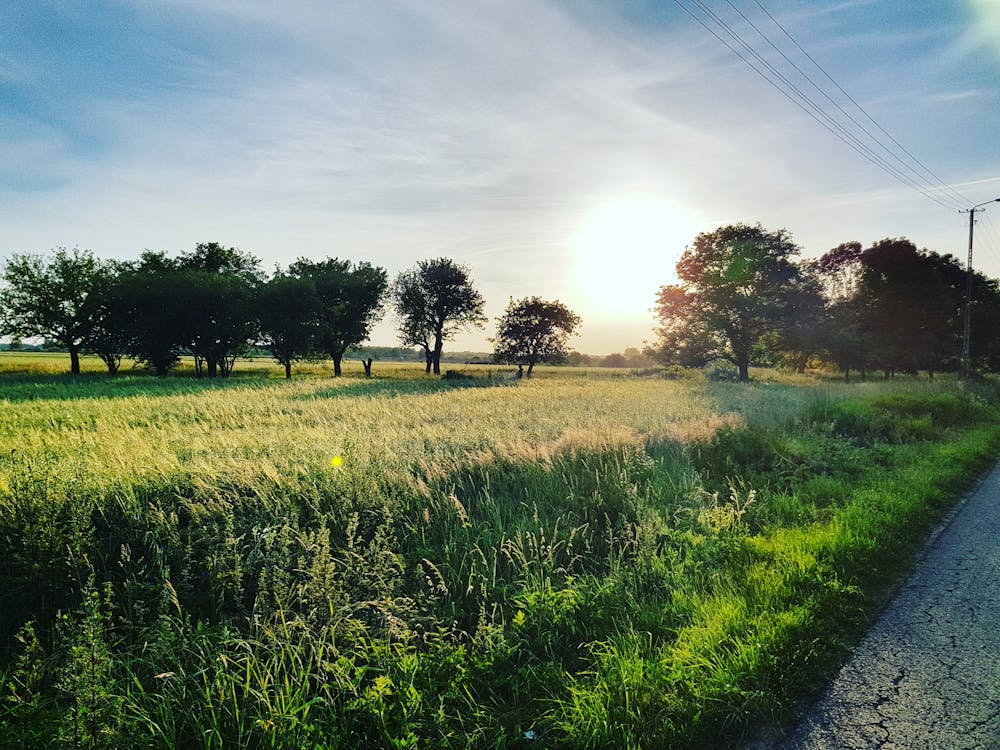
[7,224,989,384]
[0,246,583,379]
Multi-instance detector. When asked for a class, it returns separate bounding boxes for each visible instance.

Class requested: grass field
[1,355,998,748]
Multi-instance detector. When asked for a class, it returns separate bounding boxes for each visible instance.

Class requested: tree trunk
[285,361,292,379]
[516,364,524,379]
[207,358,218,378]
[432,337,443,376]
[69,345,81,375]
[526,361,535,377]
[737,360,750,382]
[424,351,432,374]
[361,358,373,378]
[332,352,343,377]
[844,366,850,382]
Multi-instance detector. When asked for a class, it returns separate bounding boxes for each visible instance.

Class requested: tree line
[0,244,581,378]
[647,224,1000,381]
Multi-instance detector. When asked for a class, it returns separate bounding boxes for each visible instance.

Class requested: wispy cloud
[2,0,999,352]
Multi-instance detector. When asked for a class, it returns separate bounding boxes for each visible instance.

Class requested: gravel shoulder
[775,459,1000,749]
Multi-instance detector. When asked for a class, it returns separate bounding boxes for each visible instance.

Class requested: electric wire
[730,0,968,210]
[750,0,975,209]
[673,0,964,212]
[683,0,962,211]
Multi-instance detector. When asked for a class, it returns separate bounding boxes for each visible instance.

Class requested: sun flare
[571,194,698,318]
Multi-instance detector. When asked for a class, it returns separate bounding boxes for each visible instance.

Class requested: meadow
[1,353,998,748]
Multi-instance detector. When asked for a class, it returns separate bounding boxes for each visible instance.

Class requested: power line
[749,0,974,209]
[730,0,969,210]
[684,0,962,210]
[672,0,965,211]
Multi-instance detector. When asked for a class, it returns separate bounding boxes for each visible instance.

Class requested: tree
[177,243,263,378]
[0,247,106,375]
[492,297,581,377]
[809,242,870,379]
[856,238,955,378]
[84,262,132,374]
[772,272,825,373]
[114,252,187,375]
[392,258,486,375]
[288,258,388,377]
[256,274,322,379]
[650,224,805,381]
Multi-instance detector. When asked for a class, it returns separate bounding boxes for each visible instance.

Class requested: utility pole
[960,197,1000,379]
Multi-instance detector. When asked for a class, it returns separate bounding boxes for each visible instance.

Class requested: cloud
[3,0,1000,353]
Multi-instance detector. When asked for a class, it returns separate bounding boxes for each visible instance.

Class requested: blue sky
[2,0,999,353]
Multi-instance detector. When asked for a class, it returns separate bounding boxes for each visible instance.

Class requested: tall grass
[0,367,997,748]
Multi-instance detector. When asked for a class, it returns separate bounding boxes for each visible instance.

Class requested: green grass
[0,366,997,748]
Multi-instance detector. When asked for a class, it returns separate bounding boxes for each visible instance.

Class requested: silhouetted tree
[178,243,263,377]
[256,274,321,379]
[0,247,107,375]
[84,262,132,374]
[857,238,954,378]
[288,258,388,377]
[809,242,870,379]
[392,258,486,375]
[492,297,581,377]
[650,224,805,381]
[114,252,187,375]
[773,272,826,373]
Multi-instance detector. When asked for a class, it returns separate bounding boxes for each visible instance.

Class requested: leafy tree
[492,296,581,377]
[650,224,805,381]
[622,347,653,368]
[256,274,322,379]
[288,258,388,376]
[0,247,107,375]
[857,239,955,378]
[114,252,188,375]
[809,242,870,379]
[772,272,826,373]
[177,243,263,378]
[83,262,132,374]
[392,258,486,375]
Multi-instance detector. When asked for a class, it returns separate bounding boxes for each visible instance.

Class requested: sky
[2,0,1000,354]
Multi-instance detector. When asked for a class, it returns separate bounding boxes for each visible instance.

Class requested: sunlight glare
[571,194,697,318]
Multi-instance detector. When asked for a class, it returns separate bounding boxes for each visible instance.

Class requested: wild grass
[0,365,996,748]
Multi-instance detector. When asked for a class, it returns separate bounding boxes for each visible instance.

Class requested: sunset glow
[571,195,698,318]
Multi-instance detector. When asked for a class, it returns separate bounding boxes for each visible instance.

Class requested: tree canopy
[256,274,322,379]
[0,247,107,375]
[287,258,388,376]
[392,258,486,375]
[650,224,806,381]
[492,296,581,377]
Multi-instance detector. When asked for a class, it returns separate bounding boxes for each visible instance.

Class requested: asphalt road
[778,459,1000,749]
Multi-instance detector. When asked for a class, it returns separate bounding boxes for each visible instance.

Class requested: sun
[571,194,698,318]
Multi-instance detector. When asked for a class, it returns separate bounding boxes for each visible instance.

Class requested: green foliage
[392,258,487,375]
[492,297,582,377]
[0,247,108,375]
[287,258,388,377]
[651,224,811,381]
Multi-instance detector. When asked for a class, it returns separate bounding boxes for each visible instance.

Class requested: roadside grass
[0,368,996,748]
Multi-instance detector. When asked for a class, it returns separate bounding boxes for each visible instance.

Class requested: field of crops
[1,354,998,748]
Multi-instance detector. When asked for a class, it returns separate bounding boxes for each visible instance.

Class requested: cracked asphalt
[779,459,1000,750]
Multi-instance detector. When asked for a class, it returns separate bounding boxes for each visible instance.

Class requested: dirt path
[779,459,1000,749]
